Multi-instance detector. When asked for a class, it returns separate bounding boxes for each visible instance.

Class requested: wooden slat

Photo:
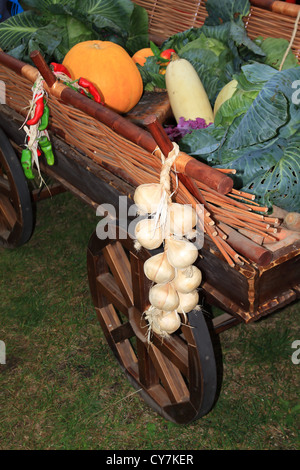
[96,305,137,369]
[212,313,242,334]
[96,272,129,317]
[110,321,135,343]
[31,183,67,202]
[151,332,189,377]
[130,251,152,313]
[0,175,10,198]
[128,306,189,377]
[136,338,160,389]
[0,194,17,228]
[103,241,134,307]
[128,305,161,388]
[148,343,189,404]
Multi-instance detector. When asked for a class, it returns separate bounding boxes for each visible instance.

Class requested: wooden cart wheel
[0,127,33,247]
[87,224,219,424]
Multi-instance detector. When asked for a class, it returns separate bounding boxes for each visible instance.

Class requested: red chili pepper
[50,62,71,78]
[160,49,176,60]
[26,96,44,126]
[78,77,102,103]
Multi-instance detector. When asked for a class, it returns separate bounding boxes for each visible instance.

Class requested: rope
[279,9,300,71]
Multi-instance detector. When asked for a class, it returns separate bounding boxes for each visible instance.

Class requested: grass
[0,191,299,450]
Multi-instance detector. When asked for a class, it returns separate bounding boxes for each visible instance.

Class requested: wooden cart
[0,0,299,424]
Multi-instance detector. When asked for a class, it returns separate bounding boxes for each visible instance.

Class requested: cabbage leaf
[179,64,300,211]
[0,0,149,62]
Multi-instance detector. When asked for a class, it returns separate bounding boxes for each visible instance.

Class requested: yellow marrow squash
[213,79,238,117]
[165,54,214,125]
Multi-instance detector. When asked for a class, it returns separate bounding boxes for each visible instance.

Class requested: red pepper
[26,96,44,126]
[50,62,72,78]
[160,48,176,60]
[78,77,102,103]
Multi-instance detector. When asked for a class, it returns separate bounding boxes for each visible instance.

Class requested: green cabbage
[0,0,149,63]
[180,63,300,211]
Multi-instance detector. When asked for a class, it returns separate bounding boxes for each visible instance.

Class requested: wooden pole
[250,0,300,17]
[144,115,233,195]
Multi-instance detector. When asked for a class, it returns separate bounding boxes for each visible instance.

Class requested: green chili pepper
[38,101,50,131]
[21,149,35,179]
[38,136,54,166]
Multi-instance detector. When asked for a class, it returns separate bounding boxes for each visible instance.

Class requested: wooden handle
[178,172,273,266]
[144,114,233,194]
[30,50,57,88]
[218,222,273,266]
[250,0,300,17]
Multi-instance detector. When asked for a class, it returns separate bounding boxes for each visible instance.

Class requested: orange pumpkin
[132,47,154,66]
[62,40,143,114]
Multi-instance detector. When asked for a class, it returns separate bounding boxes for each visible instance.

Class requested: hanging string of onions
[133,143,202,339]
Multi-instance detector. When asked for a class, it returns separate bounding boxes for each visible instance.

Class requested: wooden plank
[0,194,17,228]
[130,251,152,313]
[110,321,135,343]
[96,305,137,369]
[103,241,133,307]
[151,333,189,377]
[148,343,189,404]
[127,305,160,389]
[213,313,242,334]
[31,182,67,201]
[96,272,129,317]
[136,338,160,389]
[0,175,10,197]
[124,91,172,127]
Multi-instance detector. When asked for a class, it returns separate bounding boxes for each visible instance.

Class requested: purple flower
[164,117,212,142]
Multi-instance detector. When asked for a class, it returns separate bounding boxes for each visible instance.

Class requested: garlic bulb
[134,183,164,215]
[167,203,197,237]
[144,252,175,284]
[151,310,181,336]
[173,265,202,293]
[177,290,199,313]
[135,218,163,250]
[166,237,198,269]
[149,282,179,311]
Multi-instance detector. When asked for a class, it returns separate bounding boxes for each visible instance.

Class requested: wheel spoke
[151,332,189,377]
[148,343,189,403]
[136,338,160,389]
[0,128,33,247]
[130,251,152,313]
[0,193,18,229]
[0,175,11,198]
[97,304,137,370]
[103,241,134,307]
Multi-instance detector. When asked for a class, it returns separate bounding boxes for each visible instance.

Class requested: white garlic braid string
[153,142,180,239]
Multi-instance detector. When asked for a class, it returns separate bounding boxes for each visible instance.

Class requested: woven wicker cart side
[134,0,300,60]
[0,0,299,425]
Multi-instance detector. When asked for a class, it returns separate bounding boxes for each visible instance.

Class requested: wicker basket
[136,0,300,59]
